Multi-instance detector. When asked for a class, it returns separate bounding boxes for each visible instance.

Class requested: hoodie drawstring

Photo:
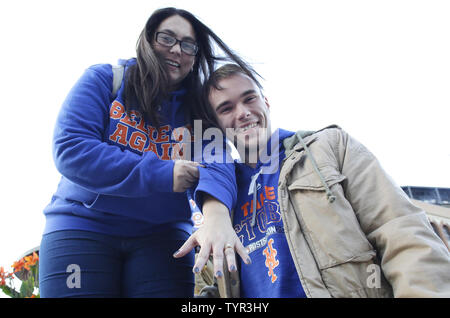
[296,133,336,203]
[249,168,263,227]
[247,132,335,229]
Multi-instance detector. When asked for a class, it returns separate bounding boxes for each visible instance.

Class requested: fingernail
[173,250,180,257]
[230,265,237,272]
[193,267,200,274]
[245,257,252,265]
[215,271,223,278]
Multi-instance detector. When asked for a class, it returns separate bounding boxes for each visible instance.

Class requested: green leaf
[1,285,20,298]
[19,277,34,298]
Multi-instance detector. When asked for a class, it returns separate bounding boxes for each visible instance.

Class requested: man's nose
[236,104,251,120]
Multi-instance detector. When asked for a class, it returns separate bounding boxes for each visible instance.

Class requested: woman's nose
[169,42,182,55]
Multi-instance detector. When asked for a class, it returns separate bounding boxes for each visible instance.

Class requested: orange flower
[1,253,40,298]
[31,252,39,264]
[23,252,39,271]
[0,266,6,286]
[11,259,25,273]
[0,266,12,286]
[23,261,31,271]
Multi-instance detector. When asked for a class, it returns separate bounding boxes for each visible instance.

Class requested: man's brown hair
[200,63,263,128]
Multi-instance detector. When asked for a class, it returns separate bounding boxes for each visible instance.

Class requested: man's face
[208,73,271,155]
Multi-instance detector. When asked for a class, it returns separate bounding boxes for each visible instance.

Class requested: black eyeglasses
[155,32,198,56]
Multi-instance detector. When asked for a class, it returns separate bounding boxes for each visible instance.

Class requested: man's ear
[264,96,271,110]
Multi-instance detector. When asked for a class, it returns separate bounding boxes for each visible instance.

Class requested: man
[175,64,450,297]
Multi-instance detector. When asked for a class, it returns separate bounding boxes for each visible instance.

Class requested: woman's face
[152,15,197,89]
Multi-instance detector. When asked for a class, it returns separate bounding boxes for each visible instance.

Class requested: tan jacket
[197,126,450,298]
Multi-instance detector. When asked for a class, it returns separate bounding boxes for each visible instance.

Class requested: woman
[39,7,255,298]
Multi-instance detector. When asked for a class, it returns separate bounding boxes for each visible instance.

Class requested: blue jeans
[39,229,194,297]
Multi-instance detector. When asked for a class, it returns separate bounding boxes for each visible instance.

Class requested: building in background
[402,186,450,208]
[402,186,450,251]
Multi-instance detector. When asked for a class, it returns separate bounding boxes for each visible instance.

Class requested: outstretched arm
[174,194,251,278]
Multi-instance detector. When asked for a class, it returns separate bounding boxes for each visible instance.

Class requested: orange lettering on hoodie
[160,143,171,160]
[129,131,147,152]
[241,191,268,217]
[155,125,170,143]
[250,197,262,213]
[172,142,186,160]
[147,126,157,143]
[135,112,147,132]
[109,123,128,146]
[263,238,279,283]
[265,186,275,200]
[110,101,125,119]
[144,141,158,157]
[241,202,250,217]
[172,126,192,142]
[120,111,138,127]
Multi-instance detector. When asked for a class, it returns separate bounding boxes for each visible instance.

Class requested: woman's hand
[172,160,203,192]
[173,195,251,278]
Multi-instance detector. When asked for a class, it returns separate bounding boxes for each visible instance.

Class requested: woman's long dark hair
[123,7,260,128]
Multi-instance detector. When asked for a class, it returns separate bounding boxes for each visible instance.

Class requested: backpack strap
[111,64,125,99]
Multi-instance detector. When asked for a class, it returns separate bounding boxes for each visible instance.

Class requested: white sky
[0,0,449,290]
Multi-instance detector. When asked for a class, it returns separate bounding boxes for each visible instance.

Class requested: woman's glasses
[155,32,198,56]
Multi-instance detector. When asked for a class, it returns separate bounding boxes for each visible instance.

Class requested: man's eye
[245,96,256,103]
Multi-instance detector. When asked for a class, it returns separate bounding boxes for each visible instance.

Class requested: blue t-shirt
[234,129,306,298]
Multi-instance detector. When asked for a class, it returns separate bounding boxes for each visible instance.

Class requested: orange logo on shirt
[263,238,279,283]
[108,101,192,160]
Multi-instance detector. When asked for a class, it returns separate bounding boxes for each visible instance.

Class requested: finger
[181,179,197,192]
[189,161,205,168]
[181,176,196,188]
[185,165,200,179]
[173,234,199,258]
[212,245,225,279]
[224,245,238,272]
[193,242,212,274]
[235,240,252,265]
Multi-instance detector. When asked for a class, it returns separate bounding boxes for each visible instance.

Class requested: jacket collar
[283,124,341,159]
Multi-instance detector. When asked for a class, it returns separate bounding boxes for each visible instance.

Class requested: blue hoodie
[233,129,306,297]
[43,59,236,237]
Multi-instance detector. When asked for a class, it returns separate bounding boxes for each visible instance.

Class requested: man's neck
[241,135,274,168]
[240,128,283,170]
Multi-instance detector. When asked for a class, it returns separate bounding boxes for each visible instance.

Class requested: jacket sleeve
[335,128,450,297]
[53,64,174,197]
